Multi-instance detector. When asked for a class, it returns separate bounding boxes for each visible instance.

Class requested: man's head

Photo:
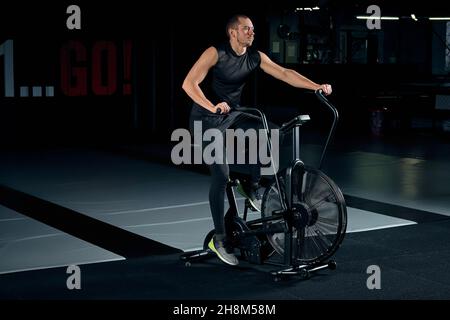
[226,14,255,47]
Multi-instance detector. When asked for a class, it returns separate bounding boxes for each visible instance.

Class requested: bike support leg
[271,260,337,280]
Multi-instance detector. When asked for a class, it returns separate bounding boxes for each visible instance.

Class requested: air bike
[181,89,347,281]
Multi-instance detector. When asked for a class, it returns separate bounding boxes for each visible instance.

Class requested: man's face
[235,17,255,47]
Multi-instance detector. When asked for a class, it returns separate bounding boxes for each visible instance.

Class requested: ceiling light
[356,16,399,20]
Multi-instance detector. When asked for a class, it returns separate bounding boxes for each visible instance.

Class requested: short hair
[226,14,250,38]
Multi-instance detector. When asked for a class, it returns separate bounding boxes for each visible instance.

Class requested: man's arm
[182,47,231,114]
[259,51,332,94]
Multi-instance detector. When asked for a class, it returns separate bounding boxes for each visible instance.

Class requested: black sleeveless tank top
[192,42,261,115]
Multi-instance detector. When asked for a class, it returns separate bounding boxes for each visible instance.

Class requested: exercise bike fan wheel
[261,166,347,265]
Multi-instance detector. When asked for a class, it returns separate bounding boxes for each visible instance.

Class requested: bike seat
[280,114,310,133]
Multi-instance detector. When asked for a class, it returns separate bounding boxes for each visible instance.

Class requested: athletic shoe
[236,181,262,212]
[208,236,239,266]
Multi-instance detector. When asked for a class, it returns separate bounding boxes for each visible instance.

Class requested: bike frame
[229,89,340,268]
[181,90,342,277]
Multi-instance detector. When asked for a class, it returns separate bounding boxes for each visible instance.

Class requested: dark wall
[0,1,447,147]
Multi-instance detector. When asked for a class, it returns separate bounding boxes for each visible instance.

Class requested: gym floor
[1,131,450,301]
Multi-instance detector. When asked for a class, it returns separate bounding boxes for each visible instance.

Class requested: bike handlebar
[315,89,339,122]
[232,89,339,170]
[315,89,339,169]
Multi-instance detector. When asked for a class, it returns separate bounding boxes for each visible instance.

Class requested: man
[182,14,332,266]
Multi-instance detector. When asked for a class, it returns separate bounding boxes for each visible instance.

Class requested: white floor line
[102,197,246,215]
[103,201,211,215]
[0,217,28,222]
[348,221,416,233]
[5,233,62,243]
[124,209,261,228]
[125,217,212,228]
[0,257,125,275]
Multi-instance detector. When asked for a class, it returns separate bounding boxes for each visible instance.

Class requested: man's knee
[210,165,229,186]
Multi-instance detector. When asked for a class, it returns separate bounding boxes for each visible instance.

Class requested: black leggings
[191,112,280,238]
